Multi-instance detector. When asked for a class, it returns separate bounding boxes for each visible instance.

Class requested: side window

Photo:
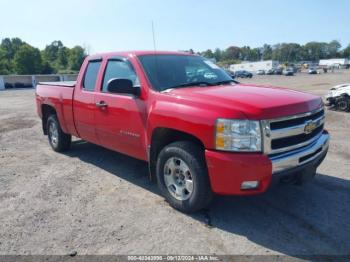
[83,61,102,91]
[102,60,139,92]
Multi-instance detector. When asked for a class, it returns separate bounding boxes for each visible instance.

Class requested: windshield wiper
[162,80,238,92]
[164,81,215,90]
[212,79,238,85]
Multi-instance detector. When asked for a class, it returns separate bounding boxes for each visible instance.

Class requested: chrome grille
[262,107,325,155]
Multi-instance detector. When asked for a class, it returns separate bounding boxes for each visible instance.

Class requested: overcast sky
[1,0,349,54]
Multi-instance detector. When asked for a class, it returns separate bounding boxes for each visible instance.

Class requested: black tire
[47,115,71,152]
[335,97,350,112]
[156,141,213,213]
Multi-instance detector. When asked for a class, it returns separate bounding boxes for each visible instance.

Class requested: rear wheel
[156,141,213,213]
[47,115,71,152]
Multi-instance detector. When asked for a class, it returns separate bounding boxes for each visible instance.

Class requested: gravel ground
[0,70,349,258]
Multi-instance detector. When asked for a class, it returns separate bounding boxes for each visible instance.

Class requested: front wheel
[156,141,213,213]
[47,115,71,152]
[336,97,350,111]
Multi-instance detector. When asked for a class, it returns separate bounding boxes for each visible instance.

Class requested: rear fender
[41,99,69,134]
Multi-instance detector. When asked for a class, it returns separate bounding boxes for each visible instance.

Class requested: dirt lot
[0,70,349,258]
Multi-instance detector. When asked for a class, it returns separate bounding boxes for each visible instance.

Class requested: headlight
[215,119,262,152]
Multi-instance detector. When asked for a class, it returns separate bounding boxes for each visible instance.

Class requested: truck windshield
[138,54,234,91]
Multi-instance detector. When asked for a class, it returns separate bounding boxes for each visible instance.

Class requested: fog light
[241,181,259,190]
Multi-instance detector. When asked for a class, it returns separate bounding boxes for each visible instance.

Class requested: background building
[319,58,350,68]
[230,60,279,73]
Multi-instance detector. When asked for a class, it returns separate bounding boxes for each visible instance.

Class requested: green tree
[262,44,272,60]
[201,49,214,59]
[223,46,240,60]
[213,48,222,61]
[14,44,42,74]
[42,40,68,72]
[327,40,341,58]
[303,42,328,61]
[0,59,12,75]
[0,37,87,75]
[0,37,25,60]
[217,59,241,68]
[343,44,350,58]
[68,46,86,71]
[41,61,54,74]
[1,36,348,76]
[250,48,262,61]
[56,46,69,69]
[239,46,250,61]
[0,47,12,74]
[271,43,300,62]
[42,40,63,62]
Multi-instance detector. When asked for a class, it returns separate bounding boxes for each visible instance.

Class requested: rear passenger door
[73,59,102,144]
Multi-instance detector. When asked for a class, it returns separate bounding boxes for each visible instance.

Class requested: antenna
[151,20,157,52]
[151,20,159,90]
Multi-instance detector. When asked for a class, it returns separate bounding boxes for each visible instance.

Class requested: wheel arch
[41,104,57,135]
[340,93,350,98]
[149,127,205,181]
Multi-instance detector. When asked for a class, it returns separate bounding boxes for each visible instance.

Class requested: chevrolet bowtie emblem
[304,120,317,134]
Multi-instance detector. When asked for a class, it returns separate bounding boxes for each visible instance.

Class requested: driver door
[94,57,147,160]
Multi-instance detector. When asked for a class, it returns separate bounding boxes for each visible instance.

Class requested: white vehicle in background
[256,69,265,75]
[325,83,350,112]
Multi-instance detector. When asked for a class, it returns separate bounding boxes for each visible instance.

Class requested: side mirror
[107,78,140,97]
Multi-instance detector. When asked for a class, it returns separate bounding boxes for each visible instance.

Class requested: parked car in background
[266,69,274,75]
[225,70,236,79]
[283,68,294,76]
[308,68,318,74]
[4,83,14,89]
[235,70,253,78]
[256,70,265,75]
[325,83,350,111]
[273,68,283,75]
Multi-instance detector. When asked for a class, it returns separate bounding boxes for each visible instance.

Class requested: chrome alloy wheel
[48,121,59,147]
[163,157,194,201]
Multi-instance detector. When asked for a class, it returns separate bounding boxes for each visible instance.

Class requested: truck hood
[165,83,322,119]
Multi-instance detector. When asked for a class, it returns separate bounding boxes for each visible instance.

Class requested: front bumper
[325,96,335,106]
[271,132,329,174]
[205,131,329,195]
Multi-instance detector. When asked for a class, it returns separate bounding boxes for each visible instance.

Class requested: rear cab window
[83,60,102,91]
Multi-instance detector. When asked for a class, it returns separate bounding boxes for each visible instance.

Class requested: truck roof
[87,50,195,60]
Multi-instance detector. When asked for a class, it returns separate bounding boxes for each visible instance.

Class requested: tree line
[0,38,87,75]
[1,38,350,75]
[198,40,350,67]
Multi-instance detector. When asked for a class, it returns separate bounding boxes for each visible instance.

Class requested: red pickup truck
[36,51,329,212]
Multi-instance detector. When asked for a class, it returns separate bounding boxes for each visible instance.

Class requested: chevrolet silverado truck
[36,51,329,213]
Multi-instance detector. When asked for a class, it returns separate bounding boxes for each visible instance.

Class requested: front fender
[147,100,218,149]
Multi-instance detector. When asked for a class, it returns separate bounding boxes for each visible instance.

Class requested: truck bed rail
[38,81,76,87]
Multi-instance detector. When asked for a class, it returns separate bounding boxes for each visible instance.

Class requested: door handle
[96,101,108,108]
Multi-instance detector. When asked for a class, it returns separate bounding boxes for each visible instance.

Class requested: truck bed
[36,82,77,136]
